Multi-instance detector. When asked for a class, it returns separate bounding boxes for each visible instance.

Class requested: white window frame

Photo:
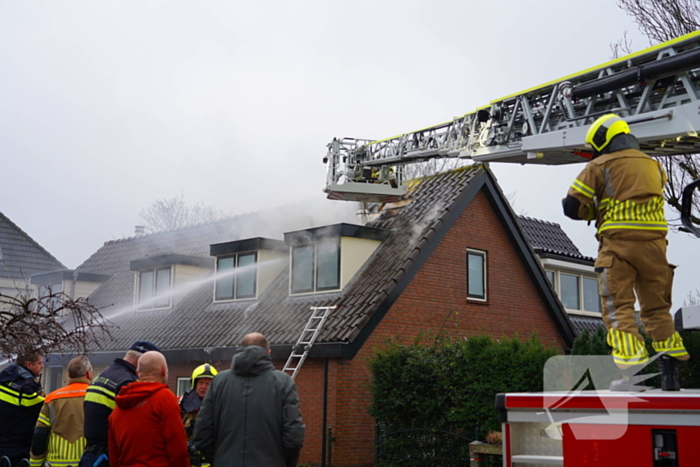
[136,266,173,310]
[466,248,487,302]
[176,377,191,396]
[214,251,258,302]
[545,268,601,316]
[289,239,341,295]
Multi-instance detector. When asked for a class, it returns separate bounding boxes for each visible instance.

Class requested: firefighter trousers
[595,236,689,365]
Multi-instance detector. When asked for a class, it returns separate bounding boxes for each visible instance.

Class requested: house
[518,216,604,334]
[0,211,65,302]
[58,165,579,466]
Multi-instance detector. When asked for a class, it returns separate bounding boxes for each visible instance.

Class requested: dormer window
[210,238,287,302]
[138,266,172,309]
[215,252,257,300]
[130,254,213,310]
[285,223,391,296]
[291,238,340,294]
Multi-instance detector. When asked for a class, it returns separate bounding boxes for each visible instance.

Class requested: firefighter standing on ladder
[563,113,690,391]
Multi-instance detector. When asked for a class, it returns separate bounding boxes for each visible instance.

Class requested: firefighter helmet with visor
[191,363,218,388]
[585,114,631,154]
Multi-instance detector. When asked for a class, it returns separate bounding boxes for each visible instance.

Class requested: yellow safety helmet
[585,114,631,154]
[191,363,218,388]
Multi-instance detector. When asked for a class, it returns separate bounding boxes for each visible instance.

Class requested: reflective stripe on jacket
[30,378,89,467]
[83,358,137,445]
[0,364,44,463]
[567,148,667,239]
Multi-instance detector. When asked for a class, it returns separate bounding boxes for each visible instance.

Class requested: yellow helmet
[585,114,631,154]
[191,363,218,388]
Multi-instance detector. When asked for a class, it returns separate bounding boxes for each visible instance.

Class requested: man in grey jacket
[193,332,305,467]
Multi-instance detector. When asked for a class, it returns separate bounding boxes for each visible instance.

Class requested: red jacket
[108,382,189,467]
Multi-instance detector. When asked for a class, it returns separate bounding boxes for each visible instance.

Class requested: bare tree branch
[139,193,227,233]
[0,285,114,359]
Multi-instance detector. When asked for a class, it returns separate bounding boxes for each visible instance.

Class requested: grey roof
[78,167,576,356]
[518,216,594,262]
[569,316,605,335]
[0,212,65,280]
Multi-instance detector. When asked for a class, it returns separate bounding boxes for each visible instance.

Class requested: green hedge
[368,334,559,437]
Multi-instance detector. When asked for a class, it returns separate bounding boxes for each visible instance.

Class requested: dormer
[130,253,213,310]
[284,223,391,295]
[31,269,111,300]
[210,238,287,302]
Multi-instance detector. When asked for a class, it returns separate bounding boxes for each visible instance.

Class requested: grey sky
[1,1,698,305]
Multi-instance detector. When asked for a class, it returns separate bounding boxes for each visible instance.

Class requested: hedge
[368,334,559,437]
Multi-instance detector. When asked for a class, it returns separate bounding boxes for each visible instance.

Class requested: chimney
[135,225,145,236]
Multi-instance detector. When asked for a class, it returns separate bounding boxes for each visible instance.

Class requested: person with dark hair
[193,332,305,467]
[0,351,44,466]
[563,113,689,391]
[30,355,93,467]
[79,340,160,467]
[108,351,189,467]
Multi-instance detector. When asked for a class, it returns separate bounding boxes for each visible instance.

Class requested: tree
[615,0,700,225]
[139,193,226,233]
[0,286,113,359]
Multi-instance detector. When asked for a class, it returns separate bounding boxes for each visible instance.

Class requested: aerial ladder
[323,30,700,203]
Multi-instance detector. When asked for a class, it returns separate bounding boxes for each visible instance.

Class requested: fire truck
[322,30,700,466]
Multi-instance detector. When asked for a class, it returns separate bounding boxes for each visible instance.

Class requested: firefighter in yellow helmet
[180,364,217,466]
[563,114,689,391]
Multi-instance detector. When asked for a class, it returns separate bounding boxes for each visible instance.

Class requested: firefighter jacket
[179,389,201,441]
[83,358,137,446]
[565,135,667,241]
[0,363,44,464]
[108,382,190,467]
[30,377,90,467]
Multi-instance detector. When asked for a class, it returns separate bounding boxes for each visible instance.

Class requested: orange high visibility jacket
[30,377,90,467]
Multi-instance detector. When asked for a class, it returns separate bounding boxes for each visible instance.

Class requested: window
[215,252,258,300]
[466,249,487,301]
[582,277,601,313]
[560,273,580,310]
[138,266,172,309]
[291,238,340,294]
[37,282,63,312]
[44,366,64,393]
[545,269,601,314]
[177,377,190,396]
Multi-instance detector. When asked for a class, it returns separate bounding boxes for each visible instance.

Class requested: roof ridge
[103,211,260,246]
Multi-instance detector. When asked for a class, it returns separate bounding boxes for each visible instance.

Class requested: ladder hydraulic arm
[324,30,700,203]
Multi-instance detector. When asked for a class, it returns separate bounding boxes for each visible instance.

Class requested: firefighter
[79,340,160,467]
[180,364,217,466]
[30,355,92,467]
[0,351,44,466]
[562,113,689,391]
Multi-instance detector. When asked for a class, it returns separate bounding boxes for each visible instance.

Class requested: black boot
[658,355,680,391]
[609,364,647,392]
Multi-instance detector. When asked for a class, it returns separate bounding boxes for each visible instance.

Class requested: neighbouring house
[57,165,581,466]
[518,216,604,334]
[0,211,65,303]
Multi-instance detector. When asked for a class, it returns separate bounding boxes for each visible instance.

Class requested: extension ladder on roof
[282,306,336,380]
